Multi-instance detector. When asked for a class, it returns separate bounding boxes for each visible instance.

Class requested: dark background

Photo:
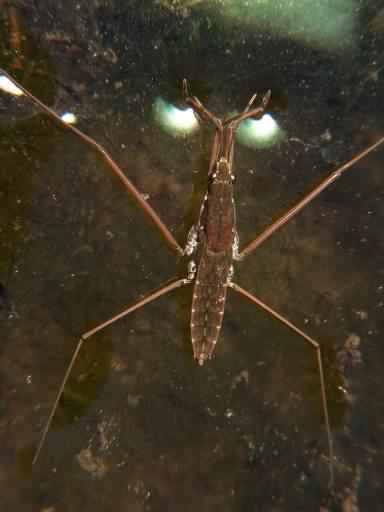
[1,1,383,510]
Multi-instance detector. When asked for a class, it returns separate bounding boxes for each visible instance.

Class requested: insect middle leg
[230,133,384,487]
[237,134,384,260]
[0,68,183,256]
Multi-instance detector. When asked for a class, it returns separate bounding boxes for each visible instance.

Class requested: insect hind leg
[229,281,335,488]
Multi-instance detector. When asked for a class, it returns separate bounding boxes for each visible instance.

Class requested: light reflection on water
[0,1,383,510]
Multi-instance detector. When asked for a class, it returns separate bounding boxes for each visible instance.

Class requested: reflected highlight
[0,75,24,96]
[218,0,358,51]
[60,112,77,125]
[236,113,283,149]
[153,97,199,137]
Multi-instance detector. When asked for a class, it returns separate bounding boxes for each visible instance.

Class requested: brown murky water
[1,1,384,510]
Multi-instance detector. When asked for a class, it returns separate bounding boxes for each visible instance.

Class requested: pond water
[0,1,383,510]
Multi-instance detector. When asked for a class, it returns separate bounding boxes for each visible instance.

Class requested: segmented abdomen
[191,246,232,365]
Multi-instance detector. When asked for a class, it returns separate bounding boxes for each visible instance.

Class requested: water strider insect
[1,69,384,487]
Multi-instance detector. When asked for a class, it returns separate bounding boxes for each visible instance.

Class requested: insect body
[2,69,384,486]
[189,157,236,365]
[183,82,270,364]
